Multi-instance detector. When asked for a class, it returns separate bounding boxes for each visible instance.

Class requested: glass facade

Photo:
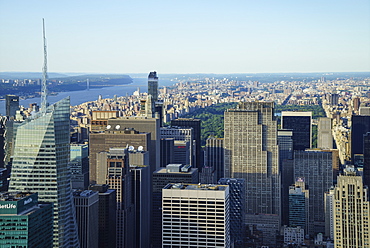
[9,98,79,248]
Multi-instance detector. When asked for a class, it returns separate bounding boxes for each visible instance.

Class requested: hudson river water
[0,77,175,115]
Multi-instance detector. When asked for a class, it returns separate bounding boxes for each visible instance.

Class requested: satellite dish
[138,146,143,152]
[106,125,111,129]
[115,125,120,130]
[128,146,134,151]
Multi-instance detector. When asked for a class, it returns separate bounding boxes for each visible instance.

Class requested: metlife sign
[0,204,16,209]
[0,202,18,214]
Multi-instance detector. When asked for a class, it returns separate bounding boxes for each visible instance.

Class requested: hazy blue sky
[0,0,369,74]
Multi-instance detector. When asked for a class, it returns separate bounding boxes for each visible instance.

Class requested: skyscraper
[351,115,370,163]
[224,102,280,246]
[89,127,150,184]
[281,111,312,151]
[332,167,370,247]
[205,137,224,182]
[0,192,53,248]
[5,94,19,118]
[317,117,333,149]
[162,183,230,248]
[160,126,194,167]
[293,150,334,235]
[9,97,80,247]
[171,118,202,170]
[363,132,370,187]
[152,164,199,248]
[218,178,245,246]
[73,190,99,248]
[224,102,280,215]
[88,184,116,248]
[148,71,158,102]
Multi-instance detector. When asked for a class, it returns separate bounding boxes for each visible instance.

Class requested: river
[0,77,175,115]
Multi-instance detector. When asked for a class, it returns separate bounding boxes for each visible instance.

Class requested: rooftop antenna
[41,18,48,113]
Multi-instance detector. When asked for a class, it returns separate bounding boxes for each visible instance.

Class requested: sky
[0,0,369,74]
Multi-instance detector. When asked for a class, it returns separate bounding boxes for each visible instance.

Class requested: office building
[148,71,159,102]
[289,181,308,231]
[218,178,245,246]
[278,129,294,226]
[0,192,53,248]
[108,116,160,171]
[89,127,150,184]
[130,165,151,248]
[332,167,370,247]
[281,111,312,150]
[283,226,304,246]
[128,149,150,166]
[160,138,174,167]
[161,126,194,167]
[224,102,280,215]
[329,93,339,106]
[318,117,333,149]
[162,183,230,248]
[73,190,99,248]
[204,137,224,182]
[5,94,19,118]
[351,115,370,163]
[359,106,370,116]
[89,184,116,248]
[364,132,370,188]
[173,140,190,165]
[152,164,199,248]
[104,148,134,248]
[171,118,202,170]
[0,116,6,168]
[293,150,334,235]
[70,143,89,189]
[8,97,80,247]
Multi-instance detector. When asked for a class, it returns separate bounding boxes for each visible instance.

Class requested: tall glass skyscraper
[9,97,80,248]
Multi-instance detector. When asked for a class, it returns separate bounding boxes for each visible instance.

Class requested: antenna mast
[41,18,48,113]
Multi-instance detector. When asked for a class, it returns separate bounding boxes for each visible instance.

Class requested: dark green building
[0,192,53,248]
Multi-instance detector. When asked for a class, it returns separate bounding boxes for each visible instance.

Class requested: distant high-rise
[332,167,370,247]
[171,118,202,170]
[0,192,53,248]
[73,190,99,248]
[281,111,312,151]
[317,117,333,149]
[224,102,280,215]
[148,71,158,102]
[293,150,334,235]
[8,97,80,248]
[162,183,230,248]
[351,115,370,163]
[5,94,19,118]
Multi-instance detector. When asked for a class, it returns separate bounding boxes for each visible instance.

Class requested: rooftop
[164,183,227,191]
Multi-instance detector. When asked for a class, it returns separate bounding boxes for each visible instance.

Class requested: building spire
[41,18,48,113]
